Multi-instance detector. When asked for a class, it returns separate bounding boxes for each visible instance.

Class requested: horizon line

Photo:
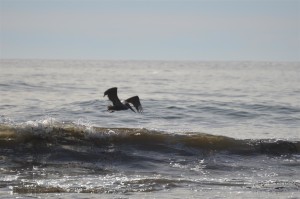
[1,58,299,63]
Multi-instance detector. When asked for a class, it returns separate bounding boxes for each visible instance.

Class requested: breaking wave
[0,119,299,157]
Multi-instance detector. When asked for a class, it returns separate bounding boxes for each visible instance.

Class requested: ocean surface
[0,60,299,198]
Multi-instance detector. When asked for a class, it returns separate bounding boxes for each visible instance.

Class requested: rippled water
[1,60,299,139]
[0,60,299,198]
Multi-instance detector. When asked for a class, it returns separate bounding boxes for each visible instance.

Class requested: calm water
[0,60,299,198]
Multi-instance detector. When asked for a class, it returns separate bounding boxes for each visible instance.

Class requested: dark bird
[104,87,143,113]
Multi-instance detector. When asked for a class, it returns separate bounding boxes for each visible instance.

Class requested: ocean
[0,60,299,198]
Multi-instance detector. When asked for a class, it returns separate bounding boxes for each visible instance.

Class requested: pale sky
[0,0,299,61]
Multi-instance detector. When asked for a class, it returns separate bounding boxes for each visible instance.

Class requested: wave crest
[0,121,299,156]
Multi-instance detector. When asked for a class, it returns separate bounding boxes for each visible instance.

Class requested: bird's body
[104,87,143,113]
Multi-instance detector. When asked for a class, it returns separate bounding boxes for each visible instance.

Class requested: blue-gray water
[0,60,299,198]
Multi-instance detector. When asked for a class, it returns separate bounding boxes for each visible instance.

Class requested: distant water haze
[1,1,299,61]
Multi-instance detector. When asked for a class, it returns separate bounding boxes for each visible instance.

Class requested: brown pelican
[104,87,143,113]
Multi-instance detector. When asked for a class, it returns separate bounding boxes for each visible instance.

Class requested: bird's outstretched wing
[104,87,122,106]
[125,96,143,113]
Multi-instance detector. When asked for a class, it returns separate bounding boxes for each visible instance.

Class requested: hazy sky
[0,0,299,61]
